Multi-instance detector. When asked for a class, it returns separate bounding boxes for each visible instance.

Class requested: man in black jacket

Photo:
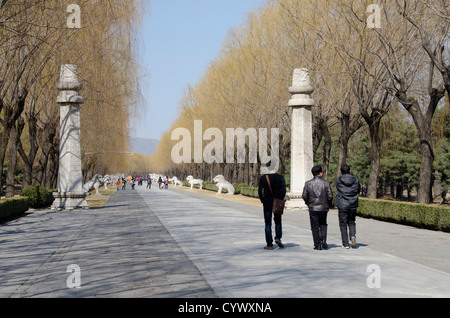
[258,162,287,250]
[302,166,333,250]
[335,164,361,249]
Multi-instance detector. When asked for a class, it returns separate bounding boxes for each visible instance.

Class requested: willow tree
[68,0,145,179]
[0,1,71,196]
[150,0,448,202]
[0,0,145,195]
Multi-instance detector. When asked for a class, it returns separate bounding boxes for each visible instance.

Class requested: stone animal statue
[170,176,183,187]
[102,175,113,189]
[213,175,235,195]
[186,175,204,190]
[82,174,104,195]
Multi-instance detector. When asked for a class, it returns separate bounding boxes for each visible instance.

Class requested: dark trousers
[264,209,282,247]
[309,210,328,247]
[338,208,357,247]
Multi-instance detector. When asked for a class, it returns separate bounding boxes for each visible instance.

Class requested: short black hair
[341,164,351,175]
[311,165,322,177]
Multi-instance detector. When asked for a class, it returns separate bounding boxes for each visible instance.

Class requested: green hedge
[240,186,259,198]
[180,181,450,232]
[21,185,54,209]
[232,186,450,232]
[203,182,218,192]
[358,198,450,232]
[232,183,247,195]
[0,197,29,221]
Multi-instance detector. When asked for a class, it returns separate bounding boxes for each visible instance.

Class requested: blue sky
[132,0,266,141]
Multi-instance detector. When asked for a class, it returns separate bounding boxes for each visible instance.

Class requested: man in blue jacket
[335,164,361,249]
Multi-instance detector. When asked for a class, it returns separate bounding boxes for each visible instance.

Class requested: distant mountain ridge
[130,137,159,156]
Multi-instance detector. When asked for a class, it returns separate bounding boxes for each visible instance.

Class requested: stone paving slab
[0,189,215,298]
[139,187,450,298]
[173,187,450,274]
[1,185,450,298]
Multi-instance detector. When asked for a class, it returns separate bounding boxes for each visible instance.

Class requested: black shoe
[321,241,328,249]
[351,237,357,248]
[313,245,322,250]
[275,238,284,248]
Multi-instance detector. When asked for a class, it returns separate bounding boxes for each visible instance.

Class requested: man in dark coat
[335,164,361,249]
[302,166,333,250]
[258,162,287,250]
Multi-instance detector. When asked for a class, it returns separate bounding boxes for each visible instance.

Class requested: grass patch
[86,188,117,208]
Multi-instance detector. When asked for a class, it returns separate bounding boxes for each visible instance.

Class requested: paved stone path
[1,185,450,298]
[0,188,215,298]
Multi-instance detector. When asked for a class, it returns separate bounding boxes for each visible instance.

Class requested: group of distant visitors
[115,176,170,191]
[157,176,170,189]
[258,163,360,251]
[115,177,127,190]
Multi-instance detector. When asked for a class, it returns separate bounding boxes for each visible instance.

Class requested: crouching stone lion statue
[83,174,105,195]
[213,175,235,195]
[170,176,183,187]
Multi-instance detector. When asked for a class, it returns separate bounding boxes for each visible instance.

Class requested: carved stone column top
[288,68,315,107]
[56,64,84,104]
[289,68,314,94]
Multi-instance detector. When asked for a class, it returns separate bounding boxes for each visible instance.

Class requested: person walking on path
[116,179,121,191]
[302,166,333,250]
[258,162,287,250]
[164,177,169,189]
[335,164,361,249]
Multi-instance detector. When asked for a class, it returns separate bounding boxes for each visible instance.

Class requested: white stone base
[285,193,308,211]
[51,192,89,211]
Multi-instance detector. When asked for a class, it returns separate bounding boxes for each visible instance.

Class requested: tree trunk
[34,125,56,186]
[313,117,324,156]
[0,110,15,193]
[5,119,24,197]
[45,141,59,189]
[417,135,434,203]
[0,91,28,193]
[336,111,362,181]
[322,123,332,180]
[337,112,350,181]
[18,116,39,188]
[366,119,382,199]
[396,86,444,204]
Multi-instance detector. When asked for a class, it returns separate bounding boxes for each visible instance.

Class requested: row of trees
[0,1,144,197]
[147,0,449,204]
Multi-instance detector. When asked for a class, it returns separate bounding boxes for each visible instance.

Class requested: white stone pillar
[285,68,315,211]
[51,64,89,211]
